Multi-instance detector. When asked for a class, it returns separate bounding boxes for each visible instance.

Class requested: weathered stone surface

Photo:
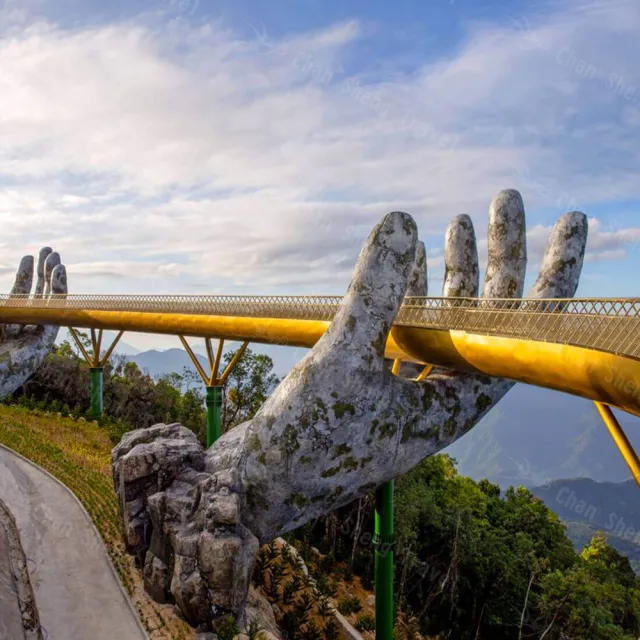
[112,189,589,628]
[242,585,282,639]
[443,213,479,297]
[144,552,171,603]
[483,189,527,298]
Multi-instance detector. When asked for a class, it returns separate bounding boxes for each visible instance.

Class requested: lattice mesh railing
[1,294,639,359]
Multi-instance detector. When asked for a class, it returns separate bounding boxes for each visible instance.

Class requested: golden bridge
[3,292,640,640]
[1,293,639,483]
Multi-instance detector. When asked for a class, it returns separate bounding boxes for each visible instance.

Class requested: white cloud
[0,1,639,300]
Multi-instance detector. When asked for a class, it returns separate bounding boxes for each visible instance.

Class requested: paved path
[0,445,147,640]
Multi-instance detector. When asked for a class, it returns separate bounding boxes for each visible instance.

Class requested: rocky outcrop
[113,191,588,629]
[113,423,259,628]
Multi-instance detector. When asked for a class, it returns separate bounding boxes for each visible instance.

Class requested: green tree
[221,348,279,433]
[537,532,640,639]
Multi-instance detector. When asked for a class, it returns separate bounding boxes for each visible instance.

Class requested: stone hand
[112,189,588,627]
[0,248,67,399]
[239,189,588,540]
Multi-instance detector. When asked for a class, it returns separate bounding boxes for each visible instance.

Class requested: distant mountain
[531,477,640,532]
[530,477,640,572]
[132,348,208,380]
[445,384,640,485]
[56,328,140,355]
[129,343,309,385]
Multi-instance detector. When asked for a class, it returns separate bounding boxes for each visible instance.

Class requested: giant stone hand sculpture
[112,189,588,629]
[0,248,67,398]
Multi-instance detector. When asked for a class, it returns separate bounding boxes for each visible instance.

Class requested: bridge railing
[0,294,639,359]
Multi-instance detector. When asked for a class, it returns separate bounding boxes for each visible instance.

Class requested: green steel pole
[375,480,394,640]
[206,386,223,447]
[90,367,103,418]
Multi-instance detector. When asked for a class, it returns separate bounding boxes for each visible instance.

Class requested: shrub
[317,595,333,619]
[246,619,262,640]
[300,620,322,640]
[319,552,335,574]
[355,613,375,632]
[337,595,362,616]
[335,562,354,583]
[323,619,341,640]
[215,615,239,640]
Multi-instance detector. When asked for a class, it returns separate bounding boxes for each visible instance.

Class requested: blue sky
[1,0,640,351]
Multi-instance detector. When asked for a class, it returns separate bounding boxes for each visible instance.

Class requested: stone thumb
[320,211,417,368]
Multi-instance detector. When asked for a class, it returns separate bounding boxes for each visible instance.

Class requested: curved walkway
[0,445,147,639]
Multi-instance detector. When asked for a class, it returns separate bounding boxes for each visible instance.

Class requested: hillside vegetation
[532,477,640,572]
[3,341,640,639]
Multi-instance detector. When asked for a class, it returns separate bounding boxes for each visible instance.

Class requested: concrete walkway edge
[0,442,149,640]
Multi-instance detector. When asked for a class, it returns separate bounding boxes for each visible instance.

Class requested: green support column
[206,385,224,447]
[375,480,394,640]
[90,367,103,418]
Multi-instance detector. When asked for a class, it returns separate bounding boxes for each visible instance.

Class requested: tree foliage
[287,455,640,639]
[221,349,279,433]
[4,338,278,446]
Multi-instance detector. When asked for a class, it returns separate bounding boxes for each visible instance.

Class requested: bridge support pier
[179,336,249,446]
[375,480,394,640]
[595,402,640,487]
[69,328,124,419]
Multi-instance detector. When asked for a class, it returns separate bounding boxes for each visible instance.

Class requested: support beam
[219,341,249,386]
[99,330,124,367]
[414,364,434,382]
[69,327,95,367]
[212,338,225,383]
[595,402,640,487]
[95,329,104,364]
[391,358,402,376]
[205,338,216,378]
[178,335,209,384]
[375,481,394,640]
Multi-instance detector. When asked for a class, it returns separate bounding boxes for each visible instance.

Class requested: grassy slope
[0,404,194,640]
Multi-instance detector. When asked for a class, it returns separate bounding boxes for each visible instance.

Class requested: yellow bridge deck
[0,294,639,417]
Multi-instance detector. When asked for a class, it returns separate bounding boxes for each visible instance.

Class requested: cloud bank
[0,0,639,299]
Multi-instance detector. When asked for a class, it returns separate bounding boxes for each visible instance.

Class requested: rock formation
[112,190,589,630]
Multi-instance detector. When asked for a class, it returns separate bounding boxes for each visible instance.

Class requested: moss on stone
[280,423,300,458]
[332,443,352,458]
[443,417,457,438]
[475,393,492,413]
[342,456,358,472]
[378,422,396,439]
[321,465,341,478]
[332,403,355,419]
[246,433,261,453]
[285,493,310,509]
